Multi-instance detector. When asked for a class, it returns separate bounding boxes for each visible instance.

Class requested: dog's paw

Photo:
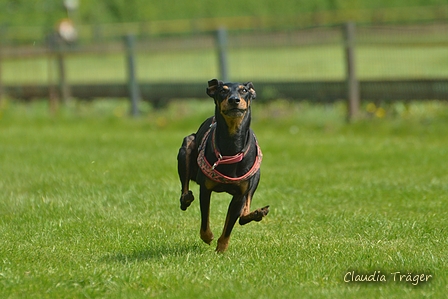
[200,229,214,245]
[180,191,194,211]
[239,205,269,225]
[254,205,270,221]
[216,237,229,253]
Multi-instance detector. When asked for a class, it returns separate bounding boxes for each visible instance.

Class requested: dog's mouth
[222,108,247,117]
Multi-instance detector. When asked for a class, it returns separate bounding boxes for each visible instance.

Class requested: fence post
[46,33,60,114]
[124,34,140,117]
[343,22,360,122]
[216,27,229,82]
[56,47,70,105]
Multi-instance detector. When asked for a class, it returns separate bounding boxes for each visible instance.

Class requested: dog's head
[207,79,256,135]
[207,78,256,124]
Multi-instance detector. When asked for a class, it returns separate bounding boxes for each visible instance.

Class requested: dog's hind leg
[177,134,196,211]
[239,176,269,225]
[239,204,270,225]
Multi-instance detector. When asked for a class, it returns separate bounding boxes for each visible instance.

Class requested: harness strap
[210,125,251,169]
[197,122,262,184]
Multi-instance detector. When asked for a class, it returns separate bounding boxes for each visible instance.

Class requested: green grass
[1,99,447,298]
[4,0,447,29]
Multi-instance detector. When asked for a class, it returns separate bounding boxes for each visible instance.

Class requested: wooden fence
[1,23,448,120]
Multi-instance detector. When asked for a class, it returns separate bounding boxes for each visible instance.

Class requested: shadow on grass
[101,241,207,263]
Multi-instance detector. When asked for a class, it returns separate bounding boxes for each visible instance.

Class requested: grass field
[0,99,447,298]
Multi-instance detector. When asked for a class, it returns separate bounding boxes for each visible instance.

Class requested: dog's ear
[244,82,256,99]
[206,79,223,98]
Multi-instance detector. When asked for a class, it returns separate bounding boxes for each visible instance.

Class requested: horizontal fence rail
[4,80,448,102]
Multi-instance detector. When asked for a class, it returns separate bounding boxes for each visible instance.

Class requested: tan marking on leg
[216,212,231,253]
[216,235,229,253]
[240,192,252,218]
[199,185,213,244]
[199,179,219,244]
[215,197,234,253]
[200,228,214,245]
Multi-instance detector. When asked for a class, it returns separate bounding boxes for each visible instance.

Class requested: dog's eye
[241,88,248,93]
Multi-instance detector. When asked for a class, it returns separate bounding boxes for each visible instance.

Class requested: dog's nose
[228,96,240,106]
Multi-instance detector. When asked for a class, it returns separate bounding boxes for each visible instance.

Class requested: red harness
[197,121,262,184]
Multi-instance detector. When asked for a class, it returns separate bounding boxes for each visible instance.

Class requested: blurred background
[0,0,447,118]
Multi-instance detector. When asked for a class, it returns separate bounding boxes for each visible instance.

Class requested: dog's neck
[214,107,251,156]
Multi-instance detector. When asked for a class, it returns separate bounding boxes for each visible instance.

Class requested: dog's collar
[197,119,262,184]
[210,122,251,169]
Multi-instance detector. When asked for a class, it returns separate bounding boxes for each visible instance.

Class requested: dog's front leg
[216,195,246,253]
[199,184,214,245]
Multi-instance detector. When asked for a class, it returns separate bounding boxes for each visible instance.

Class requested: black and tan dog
[177,79,269,253]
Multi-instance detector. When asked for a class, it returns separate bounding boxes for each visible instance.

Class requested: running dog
[177,79,269,253]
